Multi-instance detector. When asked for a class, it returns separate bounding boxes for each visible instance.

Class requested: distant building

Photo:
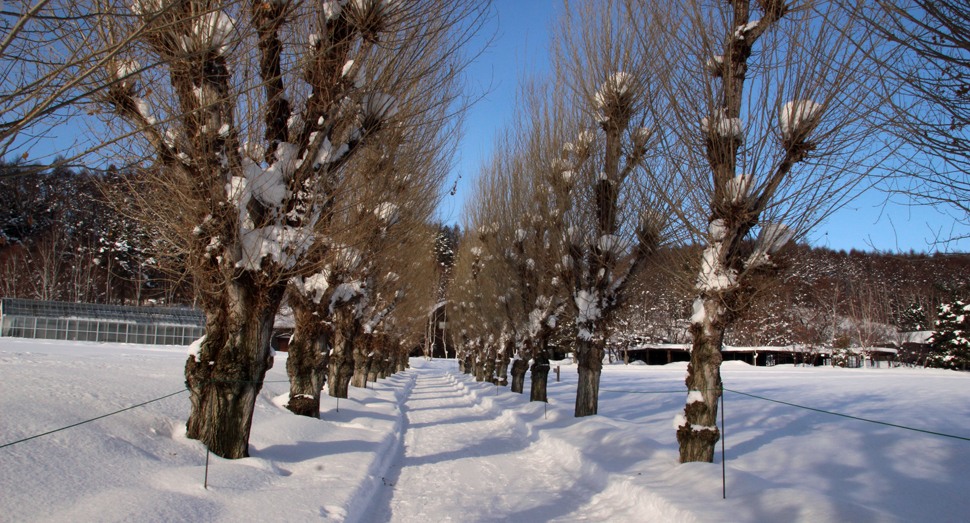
[0,298,204,346]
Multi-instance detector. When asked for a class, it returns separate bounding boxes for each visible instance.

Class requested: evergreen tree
[930,300,970,370]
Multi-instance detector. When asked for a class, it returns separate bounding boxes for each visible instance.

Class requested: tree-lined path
[363,365,614,523]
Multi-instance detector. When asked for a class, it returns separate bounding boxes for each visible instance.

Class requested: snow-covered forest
[2,0,970,521]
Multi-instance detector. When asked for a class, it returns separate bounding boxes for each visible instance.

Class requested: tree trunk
[351,337,371,388]
[574,337,603,417]
[530,347,550,402]
[463,353,473,374]
[496,344,511,386]
[510,357,528,393]
[367,346,381,382]
[677,296,723,463]
[484,344,497,384]
[285,298,330,418]
[395,351,408,373]
[184,278,284,459]
[474,353,485,381]
[329,312,357,399]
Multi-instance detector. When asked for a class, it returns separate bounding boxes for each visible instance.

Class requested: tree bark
[496,344,511,386]
[185,278,285,459]
[677,296,724,463]
[284,297,330,418]
[329,312,357,399]
[510,357,528,393]
[351,336,371,388]
[367,345,381,382]
[474,353,485,381]
[574,337,603,417]
[529,347,550,402]
[484,343,497,384]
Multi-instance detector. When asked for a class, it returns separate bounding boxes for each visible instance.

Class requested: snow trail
[363,365,607,523]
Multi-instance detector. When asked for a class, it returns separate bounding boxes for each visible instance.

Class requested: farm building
[0,298,204,346]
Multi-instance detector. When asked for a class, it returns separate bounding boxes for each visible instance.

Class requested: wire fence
[557,377,970,443]
[0,378,299,451]
[4,367,969,453]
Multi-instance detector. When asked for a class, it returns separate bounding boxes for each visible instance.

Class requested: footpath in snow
[3,339,970,522]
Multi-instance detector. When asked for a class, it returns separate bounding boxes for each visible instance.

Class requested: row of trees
[0,0,491,459]
[445,0,934,464]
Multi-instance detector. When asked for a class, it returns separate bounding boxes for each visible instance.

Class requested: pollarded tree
[284,63,466,415]
[630,0,889,462]
[86,0,488,458]
[552,0,672,417]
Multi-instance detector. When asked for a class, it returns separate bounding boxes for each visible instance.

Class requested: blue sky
[12,0,966,254]
[439,0,970,253]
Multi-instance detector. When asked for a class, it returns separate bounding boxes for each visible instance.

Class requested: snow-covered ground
[2,339,969,522]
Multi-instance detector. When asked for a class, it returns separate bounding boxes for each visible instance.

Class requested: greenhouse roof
[0,298,204,327]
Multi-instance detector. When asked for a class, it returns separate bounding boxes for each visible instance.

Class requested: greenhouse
[0,298,205,346]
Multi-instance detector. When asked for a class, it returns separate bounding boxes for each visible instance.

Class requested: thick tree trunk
[395,351,408,373]
[474,353,485,381]
[510,357,528,394]
[351,337,371,388]
[285,298,330,418]
[677,296,724,463]
[329,313,357,399]
[463,353,473,374]
[496,344,511,386]
[530,341,550,402]
[574,338,603,417]
[484,344,497,384]
[367,346,381,382]
[185,278,285,459]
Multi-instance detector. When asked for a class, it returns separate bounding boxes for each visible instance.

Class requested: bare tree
[83,0,488,458]
[630,0,888,462]
[858,1,970,246]
[551,0,671,416]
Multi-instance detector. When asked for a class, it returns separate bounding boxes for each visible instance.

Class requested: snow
[361,93,398,122]
[314,137,350,169]
[597,234,629,256]
[322,0,342,20]
[686,390,705,404]
[114,59,140,89]
[132,97,156,125]
[192,11,236,54]
[708,219,728,242]
[239,225,313,271]
[697,243,736,291]
[756,223,794,254]
[690,297,707,324]
[574,289,600,324]
[373,202,399,225]
[293,268,331,304]
[734,19,760,40]
[780,100,823,139]
[130,0,160,15]
[515,229,527,242]
[726,173,754,204]
[594,72,635,117]
[701,108,743,139]
[5,341,970,523]
[705,54,724,75]
[186,335,205,362]
[330,280,364,312]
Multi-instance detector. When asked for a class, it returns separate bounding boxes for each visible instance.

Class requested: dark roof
[0,298,204,326]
